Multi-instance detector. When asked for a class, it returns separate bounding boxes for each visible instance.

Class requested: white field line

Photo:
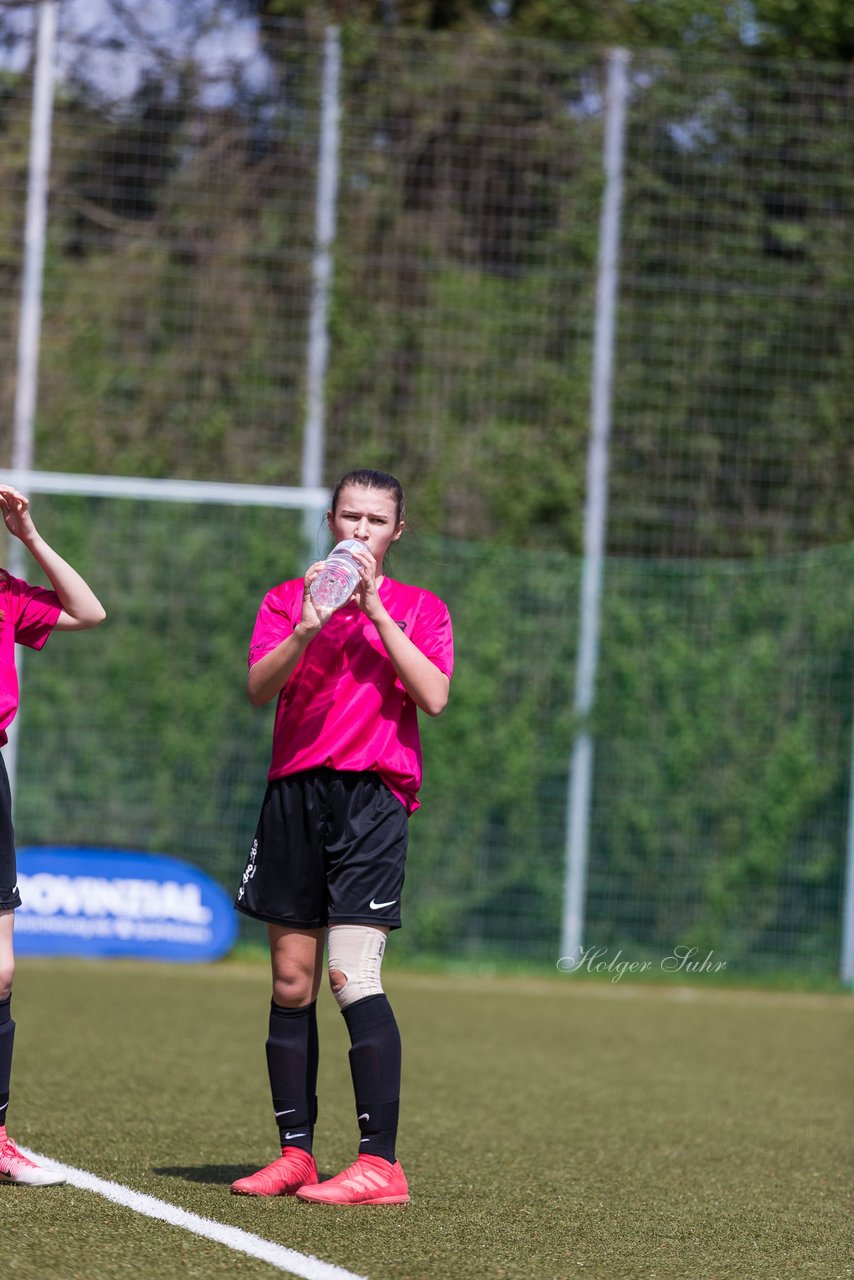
[20,1148,368,1280]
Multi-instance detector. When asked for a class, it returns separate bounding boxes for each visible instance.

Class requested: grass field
[3,958,852,1280]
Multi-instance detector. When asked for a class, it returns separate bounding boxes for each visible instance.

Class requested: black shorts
[0,753,20,912]
[235,768,409,931]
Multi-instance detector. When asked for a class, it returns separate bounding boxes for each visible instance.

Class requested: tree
[231,0,854,61]
[751,0,854,61]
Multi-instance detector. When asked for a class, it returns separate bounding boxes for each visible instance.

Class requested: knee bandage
[327,926,387,1011]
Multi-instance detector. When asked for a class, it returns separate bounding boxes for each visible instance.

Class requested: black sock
[0,996,13,1129]
[342,993,401,1164]
[306,999,319,1135]
[265,1001,318,1155]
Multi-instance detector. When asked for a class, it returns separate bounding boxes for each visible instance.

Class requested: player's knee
[272,970,314,1008]
[0,961,13,1002]
[327,925,386,1011]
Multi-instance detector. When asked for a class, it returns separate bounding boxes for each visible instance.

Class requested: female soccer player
[232,469,453,1205]
[0,482,106,1186]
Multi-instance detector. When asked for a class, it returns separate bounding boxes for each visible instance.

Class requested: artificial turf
[3,958,852,1280]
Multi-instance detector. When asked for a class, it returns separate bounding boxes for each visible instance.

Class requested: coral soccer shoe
[231,1147,318,1197]
[296,1154,409,1205]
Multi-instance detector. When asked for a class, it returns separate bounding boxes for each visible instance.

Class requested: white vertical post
[560,49,630,960]
[12,1,58,477]
[5,0,58,806]
[841,710,854,983]
[300,25,341,558]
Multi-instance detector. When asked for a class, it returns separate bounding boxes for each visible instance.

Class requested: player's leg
[0,908,14,1135]
[266,925,324,1156]
[0,749,20,1142]
[331,924,402,1164]
[231,925,324,1197]
[0,771,64,1186]
[231,775,325,1197]
[297,772,409,1206]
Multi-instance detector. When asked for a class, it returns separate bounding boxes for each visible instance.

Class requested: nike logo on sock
[358,1112,370,1121]
[274,1108,296,1117]
[369,899,396,910]
[284,1132,307,1141]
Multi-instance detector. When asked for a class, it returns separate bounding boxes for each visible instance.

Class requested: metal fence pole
[300,25,342,561]
[841,704,854,982]
[6,0,58,808]
[560,48,630,961]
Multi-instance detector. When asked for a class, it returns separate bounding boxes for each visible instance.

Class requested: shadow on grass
[154,1164,341,1187]
[153,1165,257,1185]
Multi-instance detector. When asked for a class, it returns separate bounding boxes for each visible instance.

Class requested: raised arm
[0,484,106,630]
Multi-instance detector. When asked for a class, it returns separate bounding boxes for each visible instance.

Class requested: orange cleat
[231,1146,318,1197]
[296,1153,409,1205]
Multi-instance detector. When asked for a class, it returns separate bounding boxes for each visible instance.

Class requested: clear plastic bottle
[309,539,363,611]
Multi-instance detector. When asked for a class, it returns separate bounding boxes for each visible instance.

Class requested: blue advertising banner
[14,847,237,963]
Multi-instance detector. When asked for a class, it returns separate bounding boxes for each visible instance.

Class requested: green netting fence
[9,496,851,976]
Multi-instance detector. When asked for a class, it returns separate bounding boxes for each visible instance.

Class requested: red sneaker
[231,1147,318,1197]
[296,1154,409,1205]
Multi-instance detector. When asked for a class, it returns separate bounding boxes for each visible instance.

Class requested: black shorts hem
[329,914,402,931]
[234,902,327,930]
[234,903,402,931]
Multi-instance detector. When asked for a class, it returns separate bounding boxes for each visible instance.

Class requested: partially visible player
[231,468,452,1205]
[0,482,106,1186]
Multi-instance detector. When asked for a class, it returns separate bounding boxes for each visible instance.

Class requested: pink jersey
[249,576,453,814]
[0,572,62,747]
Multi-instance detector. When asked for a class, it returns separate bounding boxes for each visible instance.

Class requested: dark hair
[331,469,406,525]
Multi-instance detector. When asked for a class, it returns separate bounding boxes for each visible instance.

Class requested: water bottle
[309,539,363,611]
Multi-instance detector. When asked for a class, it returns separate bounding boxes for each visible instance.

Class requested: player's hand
[299,561,335,632]
[348,544,385,620]
[0,484,37,543]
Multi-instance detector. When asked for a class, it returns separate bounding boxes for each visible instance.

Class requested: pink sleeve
[9,576,62,650]
[412,592,454,680]
[248,585,297,668]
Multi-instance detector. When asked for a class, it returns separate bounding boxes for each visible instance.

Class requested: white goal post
[6,470,330,511]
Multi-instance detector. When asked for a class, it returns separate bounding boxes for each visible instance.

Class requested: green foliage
[2,21,853,552]
[509,0,745,50]
[589,552,853,969]
[606,51,854,555]
[395,536,577,957]
[752,0,854,60]
[234,0,854,61]
[325,26,602,544]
